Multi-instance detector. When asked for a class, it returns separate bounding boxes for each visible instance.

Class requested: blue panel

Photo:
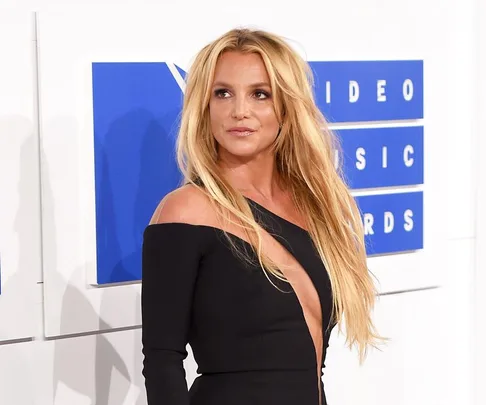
[92,62,185,284]
[309,60,424,122]
[338,126,424,189]
[356,192,423,255]
[91,61,424,285]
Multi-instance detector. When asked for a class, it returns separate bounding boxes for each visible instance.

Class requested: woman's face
[209,51,280,162]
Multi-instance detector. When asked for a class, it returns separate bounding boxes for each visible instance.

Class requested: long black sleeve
[141,223,205,405]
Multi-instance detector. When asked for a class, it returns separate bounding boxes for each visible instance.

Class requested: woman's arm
[141,221,205,405]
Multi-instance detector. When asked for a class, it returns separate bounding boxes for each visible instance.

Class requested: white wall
[0,1,481,404]
[474,0,486,404]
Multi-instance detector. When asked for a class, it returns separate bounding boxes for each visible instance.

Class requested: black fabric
[141,199,335,405]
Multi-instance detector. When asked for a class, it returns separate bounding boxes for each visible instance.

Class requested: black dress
[141,198,335,405]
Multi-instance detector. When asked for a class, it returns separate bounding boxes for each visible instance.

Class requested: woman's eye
[254,90,270,100]
[213,89,270,100]
[214,89,230,98]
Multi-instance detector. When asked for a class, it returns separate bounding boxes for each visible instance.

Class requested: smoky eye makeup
[213,88,230,98]
[253,89,272,99]
[212,88,272,100]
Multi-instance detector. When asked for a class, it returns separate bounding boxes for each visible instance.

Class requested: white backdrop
[474,0,486,404]
[0,11,40,342]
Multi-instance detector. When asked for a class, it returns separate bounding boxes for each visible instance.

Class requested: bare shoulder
[149,184,217,226]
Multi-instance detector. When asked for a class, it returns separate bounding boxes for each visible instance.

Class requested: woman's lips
[227,127,256,137]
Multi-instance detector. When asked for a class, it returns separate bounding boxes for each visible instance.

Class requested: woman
[141,27,382,405]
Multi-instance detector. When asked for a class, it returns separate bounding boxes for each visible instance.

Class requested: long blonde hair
[176,27,383,362]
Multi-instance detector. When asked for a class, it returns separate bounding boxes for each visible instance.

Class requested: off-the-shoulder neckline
[145,222,259,252]
[145,197,309,236]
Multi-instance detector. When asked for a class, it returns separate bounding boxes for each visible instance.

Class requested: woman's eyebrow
[212,81,271,89]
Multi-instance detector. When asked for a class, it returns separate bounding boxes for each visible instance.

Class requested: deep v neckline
[244,197,324,404]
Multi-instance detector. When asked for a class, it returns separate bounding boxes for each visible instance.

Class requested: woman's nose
[231,96,250,119]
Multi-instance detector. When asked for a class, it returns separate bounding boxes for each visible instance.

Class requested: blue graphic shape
[91,61,424,285]
[338,126,424,189]
[309,60,423,122]
[92,62,185,284]
[175,64,186,80]
[356,191,423,255]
